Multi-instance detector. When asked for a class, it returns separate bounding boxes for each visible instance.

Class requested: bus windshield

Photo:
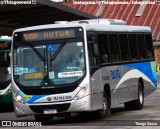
[0,42,11,84]
[13,40,85,87]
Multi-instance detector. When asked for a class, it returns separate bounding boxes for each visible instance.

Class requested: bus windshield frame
[12,27,86,93]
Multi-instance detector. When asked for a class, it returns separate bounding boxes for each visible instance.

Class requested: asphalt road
[0,74,160,128]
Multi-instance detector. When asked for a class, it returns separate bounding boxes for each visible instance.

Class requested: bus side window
[88,43,99,67]
[145,34,154,59]
[97,34,110,64]
[119,33,130,61]
[137,34,146,60]
[109,33,121,63]
[128,34,139,61]
[87,32,99,67]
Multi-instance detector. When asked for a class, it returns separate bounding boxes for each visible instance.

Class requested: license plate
[44,109,57,114]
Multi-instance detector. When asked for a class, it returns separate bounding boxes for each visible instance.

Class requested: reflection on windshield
[13,41,85,87]
[49,42,85,85]
[14,46,47,86]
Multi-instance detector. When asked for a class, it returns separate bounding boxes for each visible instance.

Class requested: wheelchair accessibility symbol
[48,44,54,52]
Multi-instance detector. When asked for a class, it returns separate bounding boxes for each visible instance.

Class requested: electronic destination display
[14,28,83,42]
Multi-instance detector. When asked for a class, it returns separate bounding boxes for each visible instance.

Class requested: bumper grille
[29,103,70,113]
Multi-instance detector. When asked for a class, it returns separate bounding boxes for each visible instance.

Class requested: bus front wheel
[96,91,111,119]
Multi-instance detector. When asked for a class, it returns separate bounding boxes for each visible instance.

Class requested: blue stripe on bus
[27,95,46,103]
[18,90,47,103]
[122,61,157,88]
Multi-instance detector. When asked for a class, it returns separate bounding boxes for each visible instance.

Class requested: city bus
[11,19,157,122]
[0,36,12,104]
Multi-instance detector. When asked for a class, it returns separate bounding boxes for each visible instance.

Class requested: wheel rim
[139,90,143,104]
[102,97,107,113]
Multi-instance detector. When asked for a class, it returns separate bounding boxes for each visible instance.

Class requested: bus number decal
[110,70,121,79]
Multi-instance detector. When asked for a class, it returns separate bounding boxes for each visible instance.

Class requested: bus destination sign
[0,43,8,49]
[22,29,75,41]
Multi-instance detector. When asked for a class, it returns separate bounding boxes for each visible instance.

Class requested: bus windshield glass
[0,41,11,84]
[13,28,85,87]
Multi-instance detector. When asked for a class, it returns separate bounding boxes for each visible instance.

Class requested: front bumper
[14,94,91,117]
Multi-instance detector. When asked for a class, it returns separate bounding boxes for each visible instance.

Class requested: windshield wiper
[21,42,46,62]
[50,41,66,61]
[31,45,46,62]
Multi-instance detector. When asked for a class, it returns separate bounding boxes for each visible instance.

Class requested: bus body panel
[90,69,103,110]
[12,75,92,116]
[12,73,93,116]
[90,61,156,109]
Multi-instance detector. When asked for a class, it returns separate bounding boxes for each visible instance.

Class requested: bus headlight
[74,85,88,100]
[13,92,26,104]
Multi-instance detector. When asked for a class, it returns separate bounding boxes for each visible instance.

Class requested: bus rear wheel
[125,82,144,110]
[133,82,144,110]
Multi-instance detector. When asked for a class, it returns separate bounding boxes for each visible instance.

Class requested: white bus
[11,19,157,122]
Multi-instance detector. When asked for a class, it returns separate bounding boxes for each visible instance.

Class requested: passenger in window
[146,50,152,58]
[102,54,109,63]
[126,54,130,61]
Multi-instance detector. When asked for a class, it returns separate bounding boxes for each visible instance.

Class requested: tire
[95,91,111,119]
[125,82,144,110]
[34,114,52,125]
[133,82,144,110]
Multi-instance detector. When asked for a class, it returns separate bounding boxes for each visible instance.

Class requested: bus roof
[13,19,151,34]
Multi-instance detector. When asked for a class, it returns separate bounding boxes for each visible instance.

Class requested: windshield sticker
[24,73,43,79]
[15,67,23,75]
[77,42,82,46]
[42,45,46,48]
[48,44,54,52]
[23,67,37,73]
[67,67,79,70]
[49,71,55,79]
[54,78,66,82]
[14,67,37,75]
[23,68,29,73]
[58,71,82,78]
